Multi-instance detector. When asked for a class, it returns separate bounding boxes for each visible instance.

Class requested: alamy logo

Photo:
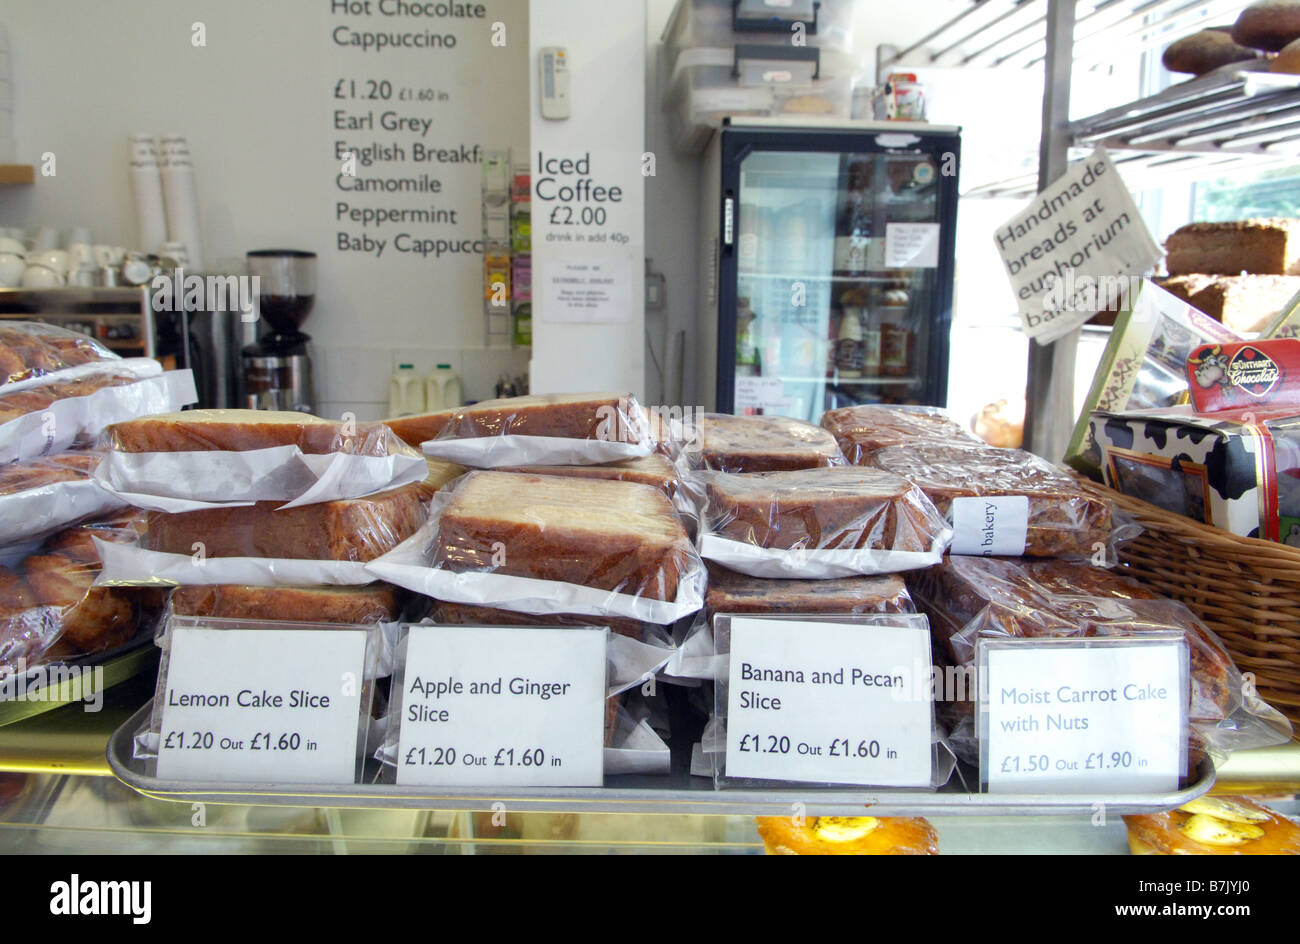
[49,875,151,924]
[150,268,259,322]
[0,660,103,712]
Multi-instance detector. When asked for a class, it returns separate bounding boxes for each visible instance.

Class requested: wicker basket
[1075,477,1300,726]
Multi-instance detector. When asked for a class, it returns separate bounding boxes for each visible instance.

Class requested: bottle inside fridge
[736,297,759,376]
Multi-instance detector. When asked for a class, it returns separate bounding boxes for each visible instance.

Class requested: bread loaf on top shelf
[1165,219,1300,276]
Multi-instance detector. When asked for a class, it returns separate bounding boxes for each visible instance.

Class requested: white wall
[645,0,700,408]
[0,0,532,417]
[529,0,646,398]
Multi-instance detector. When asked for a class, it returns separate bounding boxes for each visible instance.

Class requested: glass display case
[697,119,960,421]
[0,676,1294,855]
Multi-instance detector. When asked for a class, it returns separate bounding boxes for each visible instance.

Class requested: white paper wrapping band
[661,621,727,681]
[366,522,707,624]
[606,631,678,696]
[0,356,161,397]
[0,478,128,547]
[93,538,376,587]
[93,446,428,512]
[0,369,197,465]
[422,433,653,468]
[602,720,672,776]
[696,528,953,578]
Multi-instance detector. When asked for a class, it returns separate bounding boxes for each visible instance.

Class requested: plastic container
[662,0,854,75]
[426,364,462,411]
[389,364,424,417]
[663,46,856,153]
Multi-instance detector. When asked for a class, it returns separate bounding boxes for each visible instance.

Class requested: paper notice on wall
[734,376,791,411]
[539,257,633,324]
[885,222,940,268]
[995,147,1162,346]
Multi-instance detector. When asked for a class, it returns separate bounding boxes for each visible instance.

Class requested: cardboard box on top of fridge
[1065,278,1240,478]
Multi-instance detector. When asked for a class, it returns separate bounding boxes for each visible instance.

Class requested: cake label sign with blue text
[723,618,933,786]
[395,625,606,787]
[978,637,1188,794]
[154,622,374,784]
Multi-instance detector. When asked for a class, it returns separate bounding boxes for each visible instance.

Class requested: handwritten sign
[996,147,1161,345]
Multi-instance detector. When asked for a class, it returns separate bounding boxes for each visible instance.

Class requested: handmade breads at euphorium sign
[431,471,694,601]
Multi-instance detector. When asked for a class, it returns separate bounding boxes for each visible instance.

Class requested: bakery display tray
[0,640,157,728]
[107,703,1214,816]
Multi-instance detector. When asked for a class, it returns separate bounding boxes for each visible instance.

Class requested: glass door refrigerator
[696,118,961,421]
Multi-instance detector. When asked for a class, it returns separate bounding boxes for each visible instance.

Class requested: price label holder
[715,614,935,787]
[392,625,607,787]
[149,616,380,785]
[978,634,1189,794]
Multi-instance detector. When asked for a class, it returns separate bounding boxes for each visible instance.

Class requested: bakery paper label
[979,637,1187,794]
[950,496,1029,556]
[723,617,933,787]
[154,623,372,784]
[395,626,606,787]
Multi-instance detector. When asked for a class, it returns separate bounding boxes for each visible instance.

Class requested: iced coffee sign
[995,148,1161,345]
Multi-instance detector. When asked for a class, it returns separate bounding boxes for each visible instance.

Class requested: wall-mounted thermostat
[539,46,570,120]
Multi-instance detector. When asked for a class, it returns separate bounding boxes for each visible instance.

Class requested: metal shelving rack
[966,68,1300,199]
[879,0,1299,459]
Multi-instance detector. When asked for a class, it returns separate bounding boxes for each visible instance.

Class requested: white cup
[0,252,24,286]
[21,263,62,287]
[0,236,24,256]
[68,266,98,287]
[160,241,190,267]
[31,249,70,275]
[31,226,59,251]
[68,242,95,271]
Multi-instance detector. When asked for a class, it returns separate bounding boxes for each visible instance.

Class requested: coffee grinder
[242,249,316,412]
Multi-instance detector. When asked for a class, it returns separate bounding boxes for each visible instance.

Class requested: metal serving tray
[107,702,1214,816]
